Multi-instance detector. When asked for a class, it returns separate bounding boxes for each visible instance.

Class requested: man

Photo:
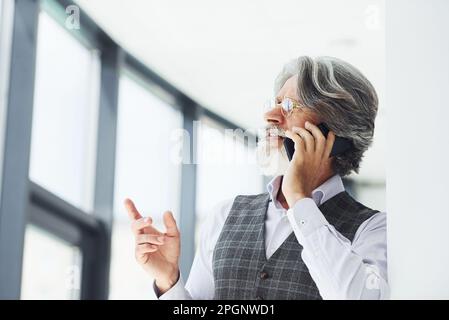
[125,56,388,299]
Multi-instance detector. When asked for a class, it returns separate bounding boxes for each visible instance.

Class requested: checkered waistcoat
[212,191,378,300]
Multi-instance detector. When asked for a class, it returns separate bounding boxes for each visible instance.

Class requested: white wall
[387,0,449,299]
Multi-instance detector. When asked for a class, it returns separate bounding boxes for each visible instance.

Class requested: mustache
[263,125,287,138]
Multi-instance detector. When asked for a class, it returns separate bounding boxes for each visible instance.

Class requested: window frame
[0,0,259,299]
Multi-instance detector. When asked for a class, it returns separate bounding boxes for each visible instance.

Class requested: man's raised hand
[124,198,181,294]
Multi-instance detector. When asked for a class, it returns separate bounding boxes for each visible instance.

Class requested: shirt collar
[266,174,345,208]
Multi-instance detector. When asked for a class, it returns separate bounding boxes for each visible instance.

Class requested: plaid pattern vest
[212,191,378,300]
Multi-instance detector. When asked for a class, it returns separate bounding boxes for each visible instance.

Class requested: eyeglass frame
[266,96,308,118]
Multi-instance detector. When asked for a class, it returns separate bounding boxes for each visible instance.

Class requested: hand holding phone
[283,123,352,161]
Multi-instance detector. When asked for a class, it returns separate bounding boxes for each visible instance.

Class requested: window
[195,117,264,245]
[109,71,182,299]
[21,225,82,300]
[0,0,13,184]
[29,11,100,213]
[0,0,274,301]
[0,0,5,182]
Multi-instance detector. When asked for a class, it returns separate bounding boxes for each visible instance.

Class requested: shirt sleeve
[286,197,389,300]
[153,274,192,300]
[154,197,234,300]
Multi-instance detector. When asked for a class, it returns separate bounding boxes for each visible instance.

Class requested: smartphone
[283,123,352,161]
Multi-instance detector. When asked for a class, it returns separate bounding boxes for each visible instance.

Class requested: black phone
[283,123,352,161]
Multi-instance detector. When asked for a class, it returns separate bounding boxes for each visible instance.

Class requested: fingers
[131,217,162,236]
[324,131,336,158]
[163,211,179,237]
[288,122,333,158]
[126,200,178,238]
[136,234,165,245]
[124,198,142,220]
[305,121,326,156]
[291,126,314,152]
[136,243,158,256]
[285,129,305,155]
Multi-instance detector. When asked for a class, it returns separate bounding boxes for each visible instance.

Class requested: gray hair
[274,56,378,176]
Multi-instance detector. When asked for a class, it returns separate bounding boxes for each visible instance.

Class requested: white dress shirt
[154,175,389,300]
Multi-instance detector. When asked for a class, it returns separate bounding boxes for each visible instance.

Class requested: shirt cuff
[286,197,329,239]
[153,274,188,300]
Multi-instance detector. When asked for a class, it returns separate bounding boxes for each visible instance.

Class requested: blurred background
[4,0,446,300]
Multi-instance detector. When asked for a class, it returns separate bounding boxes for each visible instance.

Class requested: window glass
[109,72,182,299]
[29,11,100,212]
[195,117,264,245]
[21,224,82,300]
[0,0,14,181]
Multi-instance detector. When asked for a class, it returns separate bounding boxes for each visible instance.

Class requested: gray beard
[255,138,290,177]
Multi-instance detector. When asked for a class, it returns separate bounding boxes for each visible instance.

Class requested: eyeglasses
[264,96,306,118]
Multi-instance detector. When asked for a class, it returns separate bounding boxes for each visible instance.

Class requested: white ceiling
[75,0,385,182]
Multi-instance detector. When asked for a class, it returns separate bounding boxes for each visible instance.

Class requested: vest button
[260,271,269,279]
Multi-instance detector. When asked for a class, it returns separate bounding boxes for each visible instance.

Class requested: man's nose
[264,106,285,125]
